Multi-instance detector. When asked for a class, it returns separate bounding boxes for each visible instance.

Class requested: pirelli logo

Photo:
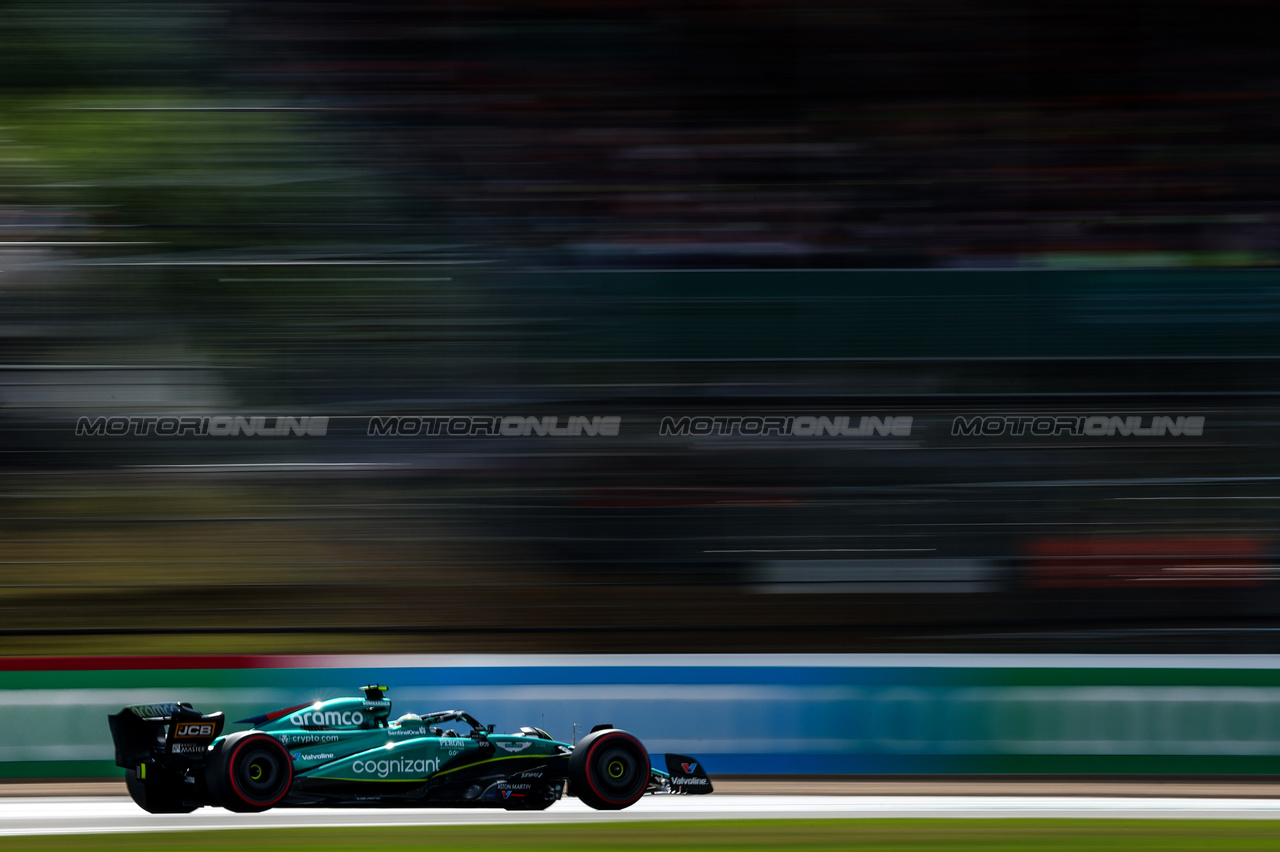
[173,722,216,739]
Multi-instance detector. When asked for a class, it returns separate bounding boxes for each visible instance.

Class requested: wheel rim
[232,741,289,804]
[593,742,643,799]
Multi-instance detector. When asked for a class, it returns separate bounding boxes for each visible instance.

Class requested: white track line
[6,795,1280,835]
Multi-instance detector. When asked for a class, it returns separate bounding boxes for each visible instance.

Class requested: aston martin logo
[497,740,532,753]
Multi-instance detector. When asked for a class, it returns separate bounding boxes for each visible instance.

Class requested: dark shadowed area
[2,1,1280,654]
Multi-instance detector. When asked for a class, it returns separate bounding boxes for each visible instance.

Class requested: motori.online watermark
[75,415,329,437]
[658,415,913,437]
[951,415,1205,437]
[366,415,621,437]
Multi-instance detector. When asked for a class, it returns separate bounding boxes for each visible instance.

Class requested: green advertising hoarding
[2,654,1279,778]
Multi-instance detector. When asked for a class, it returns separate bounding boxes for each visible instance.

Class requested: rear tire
[568,729,649,810]
[124,767,198,814]
[205,732,293,812]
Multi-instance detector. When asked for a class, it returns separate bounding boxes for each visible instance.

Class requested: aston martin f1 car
[108,685,712,813]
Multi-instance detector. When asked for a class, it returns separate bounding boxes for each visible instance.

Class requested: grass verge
[9,820,1280,852]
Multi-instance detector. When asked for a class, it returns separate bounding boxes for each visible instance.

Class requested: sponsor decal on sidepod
[279,734,341,745]
[352,757,441,778]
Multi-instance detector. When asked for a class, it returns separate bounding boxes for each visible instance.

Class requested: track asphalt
[6,793,1280,835]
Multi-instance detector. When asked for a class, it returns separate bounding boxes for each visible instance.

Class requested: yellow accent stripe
[313,778,424,783]
[431,753,567,779]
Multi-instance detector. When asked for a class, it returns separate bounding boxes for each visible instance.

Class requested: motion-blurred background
[3,0,1280,656]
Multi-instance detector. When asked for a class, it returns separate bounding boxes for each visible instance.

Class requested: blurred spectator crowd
[4,1,1276,270]
[232,0,1280,269]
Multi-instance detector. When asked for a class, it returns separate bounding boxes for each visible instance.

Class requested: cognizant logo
[352,757,439,778]
[289,709,365,727]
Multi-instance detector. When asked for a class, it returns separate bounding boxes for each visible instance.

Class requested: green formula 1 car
[108,685,712,813]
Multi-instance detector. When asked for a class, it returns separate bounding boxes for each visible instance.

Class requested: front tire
[205,732,293,812]
[568,729,649,810]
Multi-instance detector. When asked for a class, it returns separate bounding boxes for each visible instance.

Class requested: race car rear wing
[108,703,226,768]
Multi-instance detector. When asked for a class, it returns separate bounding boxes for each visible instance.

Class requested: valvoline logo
[501,790,524,799]
[681,762,697,773]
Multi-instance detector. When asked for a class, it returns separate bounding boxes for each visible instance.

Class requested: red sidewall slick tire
[568,729,649,810]
[207,732,293,812]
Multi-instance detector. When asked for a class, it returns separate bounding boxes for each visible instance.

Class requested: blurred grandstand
[2,1,1280,654]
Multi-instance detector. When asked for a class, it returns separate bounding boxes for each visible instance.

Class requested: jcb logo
[174,723,214,738]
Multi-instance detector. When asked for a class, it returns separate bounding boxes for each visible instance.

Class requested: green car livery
[108,685,712,813]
